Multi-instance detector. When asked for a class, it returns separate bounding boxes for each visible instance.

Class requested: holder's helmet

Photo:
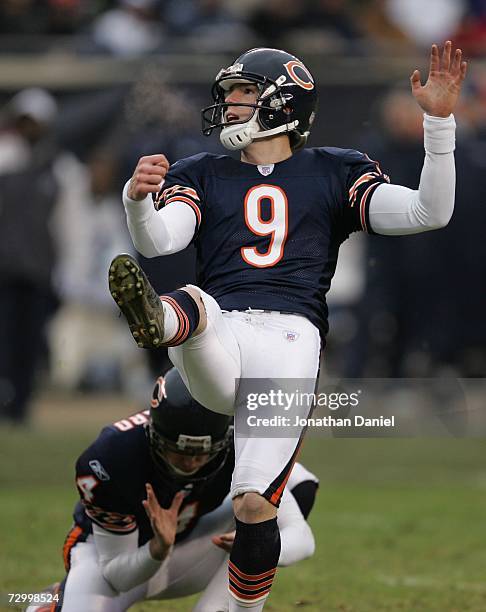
[202,47,318,152]
[147,368,233,484]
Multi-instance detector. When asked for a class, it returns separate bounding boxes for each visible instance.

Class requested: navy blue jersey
[74,409,234,546]
[157,147,389,337]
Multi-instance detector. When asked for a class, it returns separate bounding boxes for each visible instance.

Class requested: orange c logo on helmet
[151,376,167,408]
[284,60,314,90]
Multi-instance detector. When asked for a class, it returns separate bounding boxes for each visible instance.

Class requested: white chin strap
[220,111,260,151]
[220,113,299,151]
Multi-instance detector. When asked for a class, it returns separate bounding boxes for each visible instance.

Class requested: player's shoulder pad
[312,146,367,164]
[76,421,148,482]
[169,152,223,174]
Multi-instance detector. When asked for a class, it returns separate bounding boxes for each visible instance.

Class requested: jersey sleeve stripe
[163,185,199,200]
[359,180,383,234]
[364,153,387,177]
[83,503,137,533]
[349,172,381,206]
[62,525,83,571]
[85,512,138,533]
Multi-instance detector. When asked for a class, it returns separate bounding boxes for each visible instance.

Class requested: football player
[29,368,318,612]
[109,43,467,610]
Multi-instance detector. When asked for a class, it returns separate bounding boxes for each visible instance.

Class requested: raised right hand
[127,154,170,201]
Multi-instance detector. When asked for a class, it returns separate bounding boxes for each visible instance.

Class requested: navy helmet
[202,47,318,151]
[148,368,233,483]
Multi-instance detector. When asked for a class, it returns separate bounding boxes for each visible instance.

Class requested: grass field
[1,393,486,611]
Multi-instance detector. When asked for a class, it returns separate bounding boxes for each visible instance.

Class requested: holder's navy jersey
[73,411,317,547]
[74,409,234,546]
[157,147,389,338]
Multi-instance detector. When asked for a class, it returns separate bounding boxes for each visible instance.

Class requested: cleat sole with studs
[108,254,165,349]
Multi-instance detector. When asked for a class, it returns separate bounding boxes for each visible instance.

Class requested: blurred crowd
[326,77,486,381]
[0,1,485,425]
[0,0,486,56]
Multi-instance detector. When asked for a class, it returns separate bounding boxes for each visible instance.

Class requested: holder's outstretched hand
[143,484,184,560]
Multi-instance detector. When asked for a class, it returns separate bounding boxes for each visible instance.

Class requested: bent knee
[180,285,207,334]
[233,492,276,523]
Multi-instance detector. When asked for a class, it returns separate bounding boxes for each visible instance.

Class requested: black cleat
[109,254,164,348]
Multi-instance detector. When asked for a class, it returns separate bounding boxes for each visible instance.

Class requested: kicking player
[109,43,467,610]
[29,368,317,611]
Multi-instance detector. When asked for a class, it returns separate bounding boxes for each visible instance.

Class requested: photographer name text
[246,415,395,428]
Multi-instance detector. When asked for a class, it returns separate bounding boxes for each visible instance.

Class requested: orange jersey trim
[63,525,83,571]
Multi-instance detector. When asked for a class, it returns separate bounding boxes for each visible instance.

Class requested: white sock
[161,299,179,343]
[229,595,267,611]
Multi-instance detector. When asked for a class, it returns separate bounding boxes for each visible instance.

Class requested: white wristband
[423,113,456,154]
[122,180,154,220]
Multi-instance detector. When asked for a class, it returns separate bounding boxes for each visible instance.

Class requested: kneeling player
[29,368,318,611]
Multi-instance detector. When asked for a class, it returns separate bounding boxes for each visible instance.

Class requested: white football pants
[169,288,321,503]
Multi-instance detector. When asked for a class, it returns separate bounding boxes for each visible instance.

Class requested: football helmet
[201,47,318,151]
[147,368,233,484]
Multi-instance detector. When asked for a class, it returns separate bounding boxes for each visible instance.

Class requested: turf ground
[1,393,486,612]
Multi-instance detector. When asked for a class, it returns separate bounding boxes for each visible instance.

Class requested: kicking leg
[168,288,241,415]
[108,254,206,348]
[109,255,239,415]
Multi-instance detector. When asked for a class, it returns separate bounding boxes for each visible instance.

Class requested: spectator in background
[452,0,486,58]
[456,67,486,139]
[358,0,413,51]
[385,0,466,48]
[361,86,486,377]
[0,89,61,424]
[89,0,165,57]
[121,68,218,376]
[247,0,311,48]
[324,235,368,378]
[164,0,251,52]
[298,0,362,52]
[0,0,45,35]
[44,0,87,35]
[0,0,93,38]
[247,0,361,52]
[48,150,150,396]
